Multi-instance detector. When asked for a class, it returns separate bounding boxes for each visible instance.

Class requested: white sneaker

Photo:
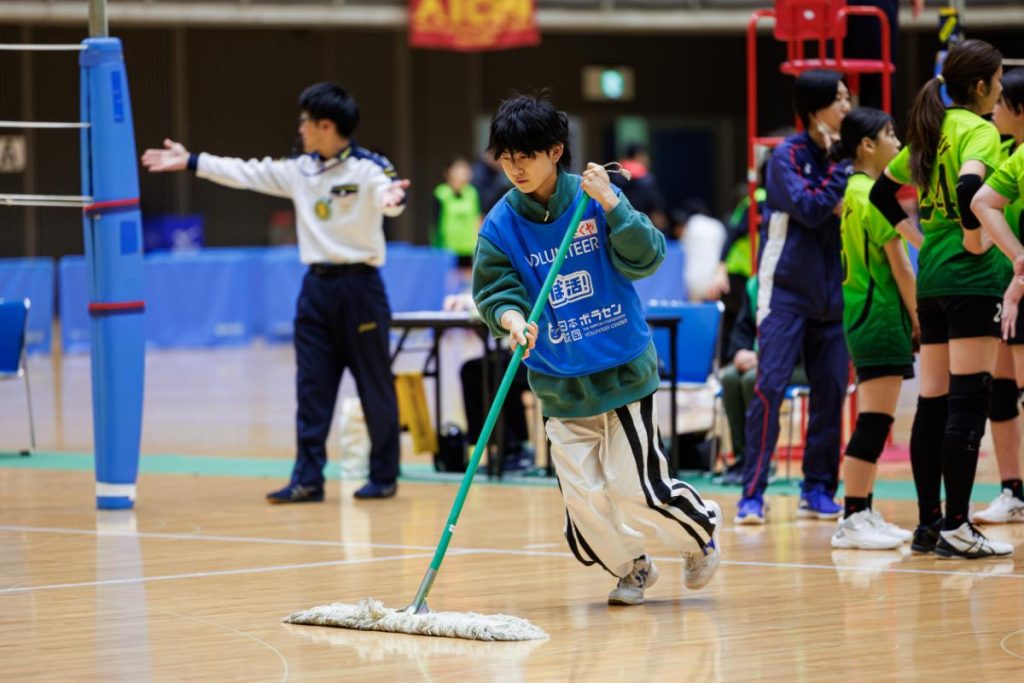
[608,555,659,605]
[684,500,722,590]
[868,509,913,543]
[971,489,1024,524]
[831,510,902,550]
[936,522,1015,559]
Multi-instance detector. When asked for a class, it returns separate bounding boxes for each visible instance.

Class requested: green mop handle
[408,193,589,613]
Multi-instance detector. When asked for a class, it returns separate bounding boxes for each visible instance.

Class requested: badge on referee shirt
[314,197,332,220]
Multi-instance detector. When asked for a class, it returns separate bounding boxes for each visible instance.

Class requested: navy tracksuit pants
[741,309,848,499]
[290,266,400,488]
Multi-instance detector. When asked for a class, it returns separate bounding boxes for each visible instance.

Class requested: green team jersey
[724,188,765,277]
[841,173,913,366]
[992,139,1024,221]
[887,108,1004,298]
[1001,142,1024,243]
[987,139,1024,287]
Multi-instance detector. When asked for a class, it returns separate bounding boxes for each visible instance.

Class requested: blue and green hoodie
[472,170,666,418]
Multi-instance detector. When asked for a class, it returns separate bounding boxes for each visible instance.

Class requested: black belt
[309,262,376,276]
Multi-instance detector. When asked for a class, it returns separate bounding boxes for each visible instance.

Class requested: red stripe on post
[83,198,139,216]
[88,301,145,316]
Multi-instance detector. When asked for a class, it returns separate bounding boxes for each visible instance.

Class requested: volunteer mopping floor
[285,92,722,641]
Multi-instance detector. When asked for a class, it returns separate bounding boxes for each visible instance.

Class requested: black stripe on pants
[617,394,712,551]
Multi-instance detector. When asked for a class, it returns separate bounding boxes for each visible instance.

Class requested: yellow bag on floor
[395,371,437,454]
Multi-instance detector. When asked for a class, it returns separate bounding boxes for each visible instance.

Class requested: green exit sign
[582,66,635,102]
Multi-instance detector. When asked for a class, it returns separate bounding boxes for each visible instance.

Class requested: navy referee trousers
[290,264,400,489]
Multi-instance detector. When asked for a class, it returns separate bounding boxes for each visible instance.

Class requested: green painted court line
[0,451,295,478]
[0,451,1005,503]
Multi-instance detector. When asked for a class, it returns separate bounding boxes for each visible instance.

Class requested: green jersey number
[920,162,959,223]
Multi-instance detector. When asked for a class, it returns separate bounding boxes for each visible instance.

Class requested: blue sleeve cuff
[187,153,199,172]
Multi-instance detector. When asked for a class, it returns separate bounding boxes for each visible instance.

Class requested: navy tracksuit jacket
[742,131,852,499]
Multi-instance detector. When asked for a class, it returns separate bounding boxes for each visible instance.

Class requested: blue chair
[0,298,36,454]
[648,300,725,471]
[0,257,55,353]
[677,302,725,388]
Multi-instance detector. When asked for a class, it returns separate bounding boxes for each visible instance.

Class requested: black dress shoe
[266,483,324,504]
[354,481,397,499]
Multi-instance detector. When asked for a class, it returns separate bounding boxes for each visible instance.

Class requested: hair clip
[602,162,632,181]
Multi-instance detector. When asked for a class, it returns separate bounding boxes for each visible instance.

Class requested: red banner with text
[409,0,540,52]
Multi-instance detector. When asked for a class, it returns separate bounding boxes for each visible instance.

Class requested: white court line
[135,604,290,683]
[0,522,809,546]
[0,525,441,552]
[721,558,1024,580]
[3,524,1022,584]
[718,520,810,533]
[463,548,1024,580]
[0,552,443,595]
[1000,629,1024,660]
[0,525,579,561]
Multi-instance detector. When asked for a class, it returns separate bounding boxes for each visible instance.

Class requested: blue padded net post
[80,37,146,509]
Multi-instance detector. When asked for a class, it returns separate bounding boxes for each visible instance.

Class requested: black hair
[1001,68,1024,116]
[298,82,359,138]
[624,142,646,159]
[907,39,1002,187]
[671,198,711,227]
[444,157,470,170]
[829,107,895,162]
[793,70,845,128]
[487,91,572,170]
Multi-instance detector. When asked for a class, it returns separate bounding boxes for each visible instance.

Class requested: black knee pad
[913,394,948,426]
[989,378,1020,422]
[947,373,992,452]
[845,412,894,464]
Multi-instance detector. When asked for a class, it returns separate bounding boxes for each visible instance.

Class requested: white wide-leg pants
[547,392,717,578]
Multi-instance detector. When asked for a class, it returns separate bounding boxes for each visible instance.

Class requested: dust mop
[284,193,593,641]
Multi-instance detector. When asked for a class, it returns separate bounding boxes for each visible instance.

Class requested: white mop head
[283,597,547,642]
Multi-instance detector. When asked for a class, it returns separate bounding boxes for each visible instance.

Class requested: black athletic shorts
[856,364,915,382]
[918,296,1001,345]
[1006,308,1024,346]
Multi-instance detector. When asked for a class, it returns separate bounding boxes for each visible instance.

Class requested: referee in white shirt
[143,83,409,502]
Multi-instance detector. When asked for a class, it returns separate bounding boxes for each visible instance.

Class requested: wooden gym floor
[1,343,1023,682]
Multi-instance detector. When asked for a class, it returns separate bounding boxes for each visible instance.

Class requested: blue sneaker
[354,481,397,499]
[735,496,766,525]
[798,486,841,519]
[266,483,324,504]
